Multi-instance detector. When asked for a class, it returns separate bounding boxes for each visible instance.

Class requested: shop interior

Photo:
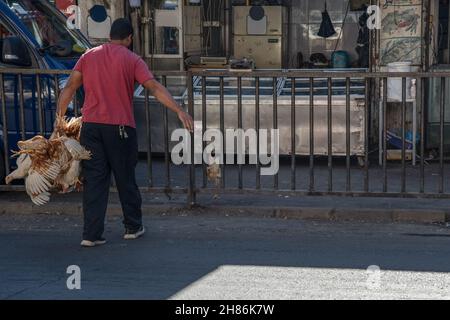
[144,0,371,72]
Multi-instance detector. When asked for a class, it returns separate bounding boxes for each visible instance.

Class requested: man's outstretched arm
[143,79,194,132]
[56,70,83,117]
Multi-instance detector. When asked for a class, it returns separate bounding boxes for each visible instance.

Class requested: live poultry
[5,134,91,206]
[51,115,83,141]
[206,154,221,199]
[3,153,52,205]
[51,116,88,193]
[4,153,31,185]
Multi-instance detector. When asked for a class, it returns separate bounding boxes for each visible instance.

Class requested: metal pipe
[327,77,332,192]
[345,77,351,192]
[309,77,314,192]
[0,74,10,176]
[54,74,60,127]
[144,88,153,188]
[237,76,243,189]
[201,76,207,188]
[18,74,26,141]
[163,76,171,190]
[401,77,407,193]
[382,77,388,192]
[6,183,450,199]
[73,89,79,118]
[36,74,44,136]
[291,77,296,190]
[54,73,60,100]
[419,77,425,193]
[220,76,225,189]
[255,77,261,190]
[364,77,370,192]
[273,77,278,190]
[439,77,445,193]
[187,73,196,206]
[188,70,450,78]
[5,67,450,78]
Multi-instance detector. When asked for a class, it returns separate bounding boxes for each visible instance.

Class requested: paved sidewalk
[1,190,449,224]
[135,157,450,194]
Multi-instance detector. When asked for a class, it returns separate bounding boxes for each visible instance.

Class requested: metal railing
[2,67,450,206]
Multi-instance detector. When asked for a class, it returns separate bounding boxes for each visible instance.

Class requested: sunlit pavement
[1,213,450,300]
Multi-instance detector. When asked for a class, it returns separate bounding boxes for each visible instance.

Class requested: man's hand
[178,110,194,132]
[143,79,195,132]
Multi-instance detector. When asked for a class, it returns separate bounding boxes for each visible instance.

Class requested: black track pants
[80,122,142,241]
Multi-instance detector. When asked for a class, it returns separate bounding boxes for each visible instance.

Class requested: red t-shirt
[73,43,154,128]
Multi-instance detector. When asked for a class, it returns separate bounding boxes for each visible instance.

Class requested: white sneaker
[80,239,107,247]
[123,226,145,240]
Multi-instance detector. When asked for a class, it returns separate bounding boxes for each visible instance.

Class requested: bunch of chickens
[5,116,91,206]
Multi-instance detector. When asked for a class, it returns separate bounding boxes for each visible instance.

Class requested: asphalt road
[1,213,450,300]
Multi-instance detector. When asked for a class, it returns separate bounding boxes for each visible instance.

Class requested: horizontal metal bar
[0,69,72,75]
[188,71,450,79]
[0,68,186,77]
[192,188,450,199]
[3,184,450,200]
[3,68,450,79]
[0,185,189,195]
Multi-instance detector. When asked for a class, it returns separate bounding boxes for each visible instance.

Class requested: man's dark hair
[110,18,134,40]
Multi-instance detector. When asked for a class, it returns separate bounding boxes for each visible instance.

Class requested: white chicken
[3,153,52,205]
[51,115,83,141]
[51,116,87,193]
[206,154,221,199]
[5,131,91,206]
[5,153,31,185]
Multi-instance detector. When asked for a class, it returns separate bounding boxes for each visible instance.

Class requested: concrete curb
[0,199,448,224]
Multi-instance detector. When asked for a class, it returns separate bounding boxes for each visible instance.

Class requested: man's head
[110,18,133,47]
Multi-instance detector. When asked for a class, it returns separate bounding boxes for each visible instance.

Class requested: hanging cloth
[318,1,336,38]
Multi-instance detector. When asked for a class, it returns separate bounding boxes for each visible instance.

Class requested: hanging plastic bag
[318,1,336,38]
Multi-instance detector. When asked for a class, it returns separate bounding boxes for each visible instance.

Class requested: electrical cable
[333,0,350,54]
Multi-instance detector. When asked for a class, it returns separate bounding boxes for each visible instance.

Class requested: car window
[0,19,35,68]
[0,21,13,66]
[6,0,88,58]
[0,21,13,52]
[0,23,13,39]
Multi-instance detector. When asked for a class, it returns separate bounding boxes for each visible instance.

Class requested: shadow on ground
[1,214,450,299]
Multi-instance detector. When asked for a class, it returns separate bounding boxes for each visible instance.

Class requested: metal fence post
[0,74,10,177]
[187,72,196,207]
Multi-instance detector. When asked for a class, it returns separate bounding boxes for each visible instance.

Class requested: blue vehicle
[0,0,91,182]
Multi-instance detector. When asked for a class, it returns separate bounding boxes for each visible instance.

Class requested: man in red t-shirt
[56,19,193,247]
